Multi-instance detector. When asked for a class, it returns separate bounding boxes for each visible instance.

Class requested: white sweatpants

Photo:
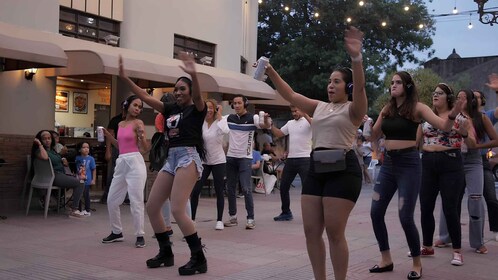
[107,152,147,237]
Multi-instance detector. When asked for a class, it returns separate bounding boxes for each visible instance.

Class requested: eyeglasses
[390,80,403,85]
[432,91,446,96]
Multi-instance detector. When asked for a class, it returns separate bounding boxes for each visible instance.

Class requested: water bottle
[253,56,269,81]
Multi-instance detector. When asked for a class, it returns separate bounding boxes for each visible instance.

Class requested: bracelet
[351,53,363,62]
[448,115,456,120]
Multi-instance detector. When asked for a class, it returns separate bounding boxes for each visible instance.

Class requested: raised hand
[344,26,364,58]
[118,55,126,79]
[34,138,42,146]
[486,73,498,91]
[178,51,197,76]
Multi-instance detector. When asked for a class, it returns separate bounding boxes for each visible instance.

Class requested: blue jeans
[370,149,421,256]
[279,157,309,214]
[226,157,254,219]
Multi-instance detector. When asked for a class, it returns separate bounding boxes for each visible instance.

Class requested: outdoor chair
[251,161,267,195]
[26,158,62,218]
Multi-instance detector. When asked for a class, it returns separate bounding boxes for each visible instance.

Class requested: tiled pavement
[1,180,498,280]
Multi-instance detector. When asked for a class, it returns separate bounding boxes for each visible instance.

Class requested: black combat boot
[146,231,174,268]
[178,232,207,275]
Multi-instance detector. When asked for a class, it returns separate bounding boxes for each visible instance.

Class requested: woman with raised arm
[265,26,366,280]
[119,52,208,276]
[368,72,463,279]
[101,94,149,248]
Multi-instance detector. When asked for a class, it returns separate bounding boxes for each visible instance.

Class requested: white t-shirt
[226,113,263,159]
[359,141,372,157]
[202,118,229,165]
[280,117,312,158]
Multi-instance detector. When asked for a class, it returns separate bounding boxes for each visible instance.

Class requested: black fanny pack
[312,149,347,173]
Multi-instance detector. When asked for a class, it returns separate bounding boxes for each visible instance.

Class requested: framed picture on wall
[73,92,88,114]
[55,91,69,112]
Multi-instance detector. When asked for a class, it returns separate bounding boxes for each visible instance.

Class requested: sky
[409,0,498,68]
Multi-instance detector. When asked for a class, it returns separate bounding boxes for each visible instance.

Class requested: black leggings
[190,163,226,221]
[420,150,465,249]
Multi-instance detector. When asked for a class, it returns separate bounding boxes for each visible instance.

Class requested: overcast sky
[416,0,498,63]
[400,0,498,70]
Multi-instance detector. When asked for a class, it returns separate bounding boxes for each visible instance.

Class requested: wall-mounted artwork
[73,92,88,114]
[55,91,69,112]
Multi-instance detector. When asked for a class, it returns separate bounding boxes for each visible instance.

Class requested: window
[240,56,248,74]
[59,7,120,46]
[174,35,215,66]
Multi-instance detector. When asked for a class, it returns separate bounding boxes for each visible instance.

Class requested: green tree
[257,0,435,108]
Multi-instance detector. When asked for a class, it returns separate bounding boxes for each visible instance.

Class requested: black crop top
[381,115,419,141]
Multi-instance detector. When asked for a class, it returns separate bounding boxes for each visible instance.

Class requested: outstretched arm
[265,65,319,116]
[119,55,164,112]
[178,52,205,112]
[345,26,367,126]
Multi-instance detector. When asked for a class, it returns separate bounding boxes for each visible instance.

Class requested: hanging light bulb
[468,13,473,29]
[359,1,365,7]
[381,21,387,27]
[418,23,424,29]
[453,0,458,14]
[314,12,319,18]
[404,6,410,12]
[284,6,289,12]
[346,17,352,23]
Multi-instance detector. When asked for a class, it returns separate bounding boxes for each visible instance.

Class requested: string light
[404,6,410,12]
[284,6,289,12]
[258,0,262,4]
[381,21,387,27]
[314,12,319,18]
[346,17,352,23]
[418,23,424,29]
[468,13,473,29]
[452,0,458,14]
[359,1,365,7]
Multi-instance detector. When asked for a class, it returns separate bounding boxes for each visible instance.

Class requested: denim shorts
[161,146,203,178]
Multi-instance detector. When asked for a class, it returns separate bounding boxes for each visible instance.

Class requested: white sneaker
[451,252,463,266]
[215,221,224,230]
[81,210,91,217]
[69,210,83,218]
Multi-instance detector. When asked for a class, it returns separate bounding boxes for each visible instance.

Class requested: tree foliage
[257,0,435,111]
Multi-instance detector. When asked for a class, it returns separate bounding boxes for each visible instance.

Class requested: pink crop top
[117,125,139,154]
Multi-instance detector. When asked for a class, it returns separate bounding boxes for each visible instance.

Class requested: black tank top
[381,115,419,141]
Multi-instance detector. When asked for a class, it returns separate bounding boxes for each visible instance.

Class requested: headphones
[473,90,486,106]
[231,95,249,109]
[123,95,142,112]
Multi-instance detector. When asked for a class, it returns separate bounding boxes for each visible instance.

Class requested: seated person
[252,149,262,175]
[32,130,85,218]
[50,130,68,156]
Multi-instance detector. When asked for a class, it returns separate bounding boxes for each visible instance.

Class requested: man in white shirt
[224,95,271,230]
[271,105,312,221]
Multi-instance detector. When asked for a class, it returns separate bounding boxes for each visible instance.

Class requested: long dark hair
[30,130,55,175]
[461,89,485,140]
[384,71,418,121]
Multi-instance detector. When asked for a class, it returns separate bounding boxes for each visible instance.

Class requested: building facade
[0,0,273,211]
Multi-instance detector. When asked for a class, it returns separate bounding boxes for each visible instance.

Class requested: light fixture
[381,21,387,27]
[468,13,473,29]
[24,68,37,80]
[258,0,262,3]
[314,12,319,18]
[284,6,289,12]
[475,0,498,26]
[346,17,352,23]
[404,6,410,12]
[359,1,365,7]
[418,23,424,29]
[453,0,458,14]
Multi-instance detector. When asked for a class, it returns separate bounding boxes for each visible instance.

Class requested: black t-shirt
[163,102,207,148]
[107,113,124,137]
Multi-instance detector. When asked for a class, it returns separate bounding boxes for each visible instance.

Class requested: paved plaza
[1,180,497,279]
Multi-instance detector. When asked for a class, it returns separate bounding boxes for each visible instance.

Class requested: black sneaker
[273,212,293,221]
[135,236,146,248]
[102,232,124,243]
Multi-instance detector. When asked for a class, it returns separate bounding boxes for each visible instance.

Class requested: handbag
[149,132,169,172]
[312,149,347,173]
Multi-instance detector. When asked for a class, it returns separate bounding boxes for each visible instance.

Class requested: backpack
[149,132,169,172]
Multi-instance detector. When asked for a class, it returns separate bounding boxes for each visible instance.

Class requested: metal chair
[251,161,267,195]
[21,155,32,208]
[26,158,62,218]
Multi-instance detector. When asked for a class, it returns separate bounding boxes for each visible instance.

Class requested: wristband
[351,53,363,62]
[448,115,456,120]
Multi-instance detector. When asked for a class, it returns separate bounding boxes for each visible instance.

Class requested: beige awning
[196,65,276,100]
[0,32,67,70]
[0,21,275,99]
